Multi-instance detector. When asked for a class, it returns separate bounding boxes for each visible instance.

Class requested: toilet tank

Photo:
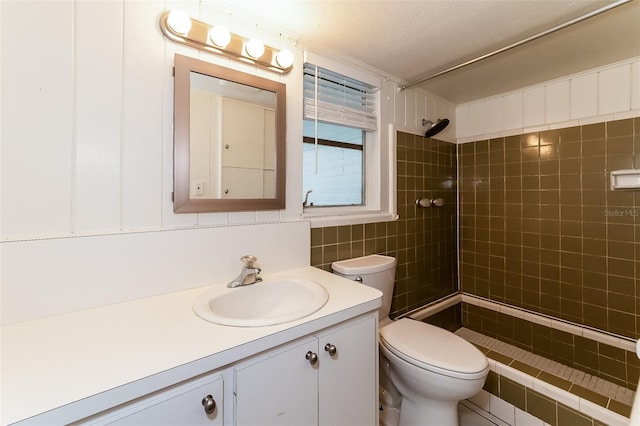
[331,255,396,320]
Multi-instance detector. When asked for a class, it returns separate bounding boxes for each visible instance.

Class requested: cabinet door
[234,337,318,426]
[76,373,223,425]
[220,167,264,198]
[317,314,378,426]
[222,99,264,169]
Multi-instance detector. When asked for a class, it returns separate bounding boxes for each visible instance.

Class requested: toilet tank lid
[331,254,397,275]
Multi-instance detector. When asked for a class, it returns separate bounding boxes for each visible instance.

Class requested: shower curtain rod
[400,0,633,91]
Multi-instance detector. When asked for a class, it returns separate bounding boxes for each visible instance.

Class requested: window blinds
[303,63,377,132]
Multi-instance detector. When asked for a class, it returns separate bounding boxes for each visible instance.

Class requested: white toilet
[332,254,489,426]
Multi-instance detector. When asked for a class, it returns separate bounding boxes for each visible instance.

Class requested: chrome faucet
[227,255,263,288]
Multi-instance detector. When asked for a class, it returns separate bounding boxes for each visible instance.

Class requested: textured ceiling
[218,0,640,104]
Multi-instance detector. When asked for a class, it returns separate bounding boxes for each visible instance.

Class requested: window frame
[302,124,390,223]
[301,51,396,227]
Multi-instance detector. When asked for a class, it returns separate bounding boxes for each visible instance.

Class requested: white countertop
[1,267,382,425]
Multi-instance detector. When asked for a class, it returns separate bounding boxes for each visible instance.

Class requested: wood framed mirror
[173,54,286,213]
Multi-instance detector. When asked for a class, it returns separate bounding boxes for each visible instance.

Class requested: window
[302,61,378,209]
[302,122,364,206]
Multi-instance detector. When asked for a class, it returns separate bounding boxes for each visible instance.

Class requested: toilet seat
[379,318,488,380]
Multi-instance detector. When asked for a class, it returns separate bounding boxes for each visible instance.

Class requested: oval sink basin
[193,278,329,327]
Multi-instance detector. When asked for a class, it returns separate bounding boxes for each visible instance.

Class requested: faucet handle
[240,255,258,267]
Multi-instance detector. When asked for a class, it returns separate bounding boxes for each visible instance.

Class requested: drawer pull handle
[324,343,337,356]
[201,394,217,415]
[305,351,318,365]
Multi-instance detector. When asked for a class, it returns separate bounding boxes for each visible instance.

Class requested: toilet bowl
[380,318,489,425]
[332,255,489,426]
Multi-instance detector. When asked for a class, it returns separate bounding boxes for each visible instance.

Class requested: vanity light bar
[159,10,294,74]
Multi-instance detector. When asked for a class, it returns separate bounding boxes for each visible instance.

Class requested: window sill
[304,211,398,228]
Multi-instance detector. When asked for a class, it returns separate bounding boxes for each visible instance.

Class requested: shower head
[421,118,450,138]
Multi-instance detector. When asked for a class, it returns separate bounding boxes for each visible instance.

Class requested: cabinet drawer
[74,373,223,425]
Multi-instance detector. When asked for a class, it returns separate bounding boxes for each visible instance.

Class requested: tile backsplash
[310,131,458,318]
[460,118,640,339]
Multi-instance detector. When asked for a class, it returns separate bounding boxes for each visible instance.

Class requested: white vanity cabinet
[234,313,378,426]
[4,268,383,426]
[64,313,377,426]
[317,314,378,426]
[235,336,319,425]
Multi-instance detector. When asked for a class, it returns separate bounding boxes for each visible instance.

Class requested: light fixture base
[159,11,293,74]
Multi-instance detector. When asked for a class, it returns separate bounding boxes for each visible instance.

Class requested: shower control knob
[416,198,432,208]
[416,197,445,208]
[324,343,337,356]
[305,351,318,365]
[201,395,217,415]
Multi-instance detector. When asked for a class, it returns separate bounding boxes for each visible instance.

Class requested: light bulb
[209,26,231,48]
[245,38,265,59]
[275,49,294,68]
[167,10,191,35]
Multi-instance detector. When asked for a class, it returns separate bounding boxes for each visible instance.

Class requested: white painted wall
[390,82,457,142]
[1,222,312,324]
[0,0,311,325]
[0,1,453,325]
[456,57,640,142]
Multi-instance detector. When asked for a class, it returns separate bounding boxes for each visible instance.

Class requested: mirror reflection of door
[221,99,276,199]
[189,72,277,200]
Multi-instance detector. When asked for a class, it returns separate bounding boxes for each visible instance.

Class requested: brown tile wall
[463,302,640,390]
[459,118,640,339]
[422,303,462,332]
[476,338,634,419]
[310,131,458,318]
[483,369,613,425]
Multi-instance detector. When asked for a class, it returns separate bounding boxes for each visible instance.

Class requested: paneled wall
[0,1,455,242]
[457,57,640,143]
[0,1,304,325]
[0,1,299,240]
[0,1,454,324]
[0,1,307,325]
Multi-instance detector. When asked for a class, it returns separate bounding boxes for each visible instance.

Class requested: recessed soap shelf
[610,169,640,190]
